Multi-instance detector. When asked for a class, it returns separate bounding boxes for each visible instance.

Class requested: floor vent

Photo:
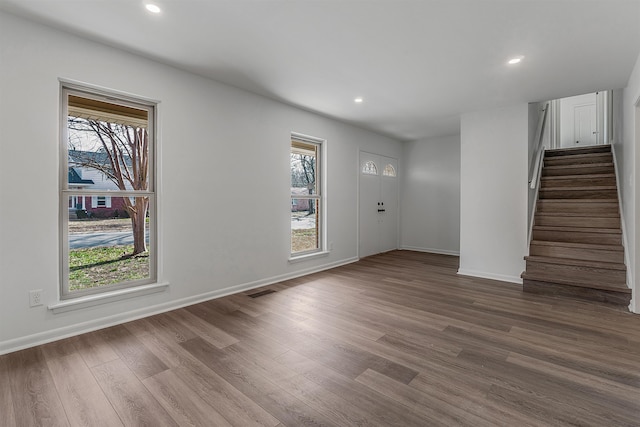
[247,289,276,298]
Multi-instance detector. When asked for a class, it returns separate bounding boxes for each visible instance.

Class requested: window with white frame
[290,134,324,256]
[61,86,156,298]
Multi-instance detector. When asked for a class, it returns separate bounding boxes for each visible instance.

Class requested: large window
[61,86,156,299]
[290,134,323,256]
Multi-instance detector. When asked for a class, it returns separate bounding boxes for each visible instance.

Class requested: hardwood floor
[2,250,640,426]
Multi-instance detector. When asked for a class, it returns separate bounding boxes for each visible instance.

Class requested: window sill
[288,250,330,263]
[48,282,169,314]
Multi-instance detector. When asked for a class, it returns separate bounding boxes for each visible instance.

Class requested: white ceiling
[2,0,640,141]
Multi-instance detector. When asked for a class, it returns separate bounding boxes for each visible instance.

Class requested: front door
[359,152,398,258]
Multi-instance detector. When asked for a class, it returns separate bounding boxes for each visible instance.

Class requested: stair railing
[529,102,550,189]
[528,102,550,244]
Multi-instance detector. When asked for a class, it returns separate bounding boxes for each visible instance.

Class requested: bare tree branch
[68,116,150,254]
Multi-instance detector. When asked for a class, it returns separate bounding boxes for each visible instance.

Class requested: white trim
[58,78,161,106]
[49,282,169,314]
[64,190,154,197]
[399,246,460,256]
[0,256,358,355]
[290,132,326,257]
[610,143,633,292]
[631,99,640,314]
[288,250,330,263]
[457,268,523,284]
[290,131,325,144]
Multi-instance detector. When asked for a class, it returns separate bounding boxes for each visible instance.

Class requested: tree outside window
[61,87,156,297]
[291,136,323,255]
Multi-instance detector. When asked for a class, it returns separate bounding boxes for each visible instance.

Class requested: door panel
[573,104,596,146]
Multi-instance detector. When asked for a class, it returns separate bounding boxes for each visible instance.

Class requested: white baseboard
[399,246,460,256]
[0,256,358,355]
[457,268,523,284]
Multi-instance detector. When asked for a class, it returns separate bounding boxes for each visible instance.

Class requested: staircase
[522,145,631,307]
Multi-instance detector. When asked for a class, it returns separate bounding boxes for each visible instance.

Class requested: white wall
[617,51,640,313]
[459,104,528,283]
[400,135,460,255]
[0,12,402,353]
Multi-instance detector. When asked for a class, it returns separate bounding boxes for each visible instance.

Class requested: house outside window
[61,85,156,298]
[290,133,324,256]
[93,196,111,208]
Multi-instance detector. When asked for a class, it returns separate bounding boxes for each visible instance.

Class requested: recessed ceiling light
[508,56,524,65]
[145,3,161,13]
[354,97,363,103]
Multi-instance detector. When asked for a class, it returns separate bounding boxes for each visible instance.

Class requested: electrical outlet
[29,289,43,307]
[329,241,334,250]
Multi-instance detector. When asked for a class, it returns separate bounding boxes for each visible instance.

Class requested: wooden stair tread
[532,225,621,234]
[545,145,611,156]
[541,173,615,181]
[521,272,631,293]
[543,162,613,169]
[524,255,626,271]
[535,212,620,218]
[529,240,623,251]
[545,152,611,160]
[539,185,617,191]
[537,198,618,203]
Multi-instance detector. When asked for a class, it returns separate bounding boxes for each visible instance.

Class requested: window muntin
[61,87,156,299]
[291,136,323,256]
[362,160,378,175]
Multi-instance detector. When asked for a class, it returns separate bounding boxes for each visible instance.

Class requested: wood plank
[135,312,198,344]
[523,278,632,307]
[91,358,177,426]
[256,310,419,383]
[5,347,70,426]
[46,353,123,427]
[356,368,496,426]
[456,349,640,426]
[98,324,168,380]
[274,349,440,426]
[164,308,239,348]
[542,162,614,176]
[0,356,17,427]
[545,145,611,156]
[142,369,233,427]
[181,337,342,427]
[134,329,280,427]
[70,330,119,368]
[39,337,78,360]
[226,341,385,427]
[506,352,640,410]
